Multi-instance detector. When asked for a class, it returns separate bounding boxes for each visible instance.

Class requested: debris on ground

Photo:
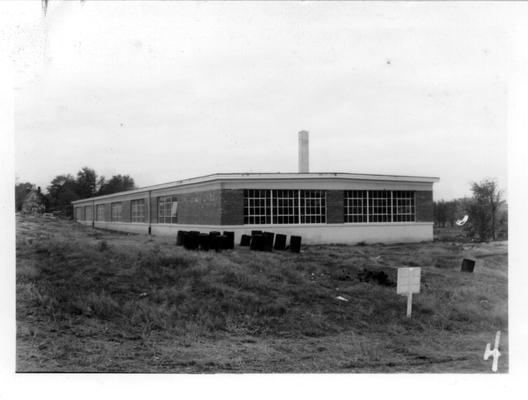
[357,268,395,287]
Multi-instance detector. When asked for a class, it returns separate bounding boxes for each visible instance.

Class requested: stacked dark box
[262,232,274,252]
[223,231,235,249]
[461,258,476,273]
[240,234,251,246]
[182,232,200,250]
[251,230,263,236]
[198,233,210,251]
[290,235,302,253]
[176,230,187,246]
[250,233,265,251]
[274,234,287,250]
[212,235,229,252]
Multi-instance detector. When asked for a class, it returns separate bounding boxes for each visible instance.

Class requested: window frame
[110,202,122,222]
[130,199,146,223]
[243,189,327,225]
[344,190,369,223]
[344,190,416,224]
[158,195,178,224]
[85,205,93,221]
[96,204,105,221]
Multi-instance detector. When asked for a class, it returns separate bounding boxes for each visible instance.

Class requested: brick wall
[221,189,244,225]
[326,190,344,224]
[151,190,222,225]
[178,190,222,224]
[415,190,433,222]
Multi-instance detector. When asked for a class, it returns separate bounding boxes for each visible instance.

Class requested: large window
[273,190,299,224]
[243,190,271,224]
[131,199,146,223]
[392,191,415,222]
[158,196,177,224]
[85,206,93,221]
[368,190,392,223]
[75,207,82,221]
[344,190,368,223]
[300,190,326,224]
[344,190,415,223]
[111,202,122,222]
[243,189,326,225]
[96,204,105,221]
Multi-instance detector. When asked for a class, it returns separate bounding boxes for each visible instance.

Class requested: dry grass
[16,216,508,372]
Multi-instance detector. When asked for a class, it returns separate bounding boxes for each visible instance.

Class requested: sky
[12,1,509,200]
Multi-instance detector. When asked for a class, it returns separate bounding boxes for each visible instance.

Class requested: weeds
[16,215,508,372]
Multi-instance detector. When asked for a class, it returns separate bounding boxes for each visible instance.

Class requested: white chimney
[298,130,309,173]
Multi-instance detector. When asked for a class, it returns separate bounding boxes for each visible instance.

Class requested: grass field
[16,215,508,372]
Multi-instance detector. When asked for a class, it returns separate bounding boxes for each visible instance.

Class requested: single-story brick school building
[72,171,439,244]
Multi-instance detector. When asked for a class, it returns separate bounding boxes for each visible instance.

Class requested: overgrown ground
[16,215,508,372]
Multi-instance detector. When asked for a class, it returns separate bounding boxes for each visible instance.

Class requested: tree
[465,179,504,241]
[444,200,459,227]
[76,167,98,199]
[433,200,448,227]
[44,168,136,217]
[434,199,462,227]
[15,182,34,212]
[46,174,80,217]
[97,175,135,195]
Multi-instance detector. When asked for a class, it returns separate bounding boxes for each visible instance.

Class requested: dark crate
[262,232,274,252]
[240,234,251,246]
[198,233,211,251]
[250,234,265,251]
[461,258,476,273]
[212,235,229,252]
[290,235,302,253]
[176,230,187,246]
[182,232,200,250]
[274,234,287,250]
[223,231,235,249]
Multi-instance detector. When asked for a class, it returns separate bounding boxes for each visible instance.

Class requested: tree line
[15,167,135,217]
[434,179,507,241]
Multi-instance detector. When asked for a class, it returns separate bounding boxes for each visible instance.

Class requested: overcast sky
[13,1,509,200]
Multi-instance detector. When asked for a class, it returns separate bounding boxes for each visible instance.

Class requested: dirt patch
[357,269,395,287]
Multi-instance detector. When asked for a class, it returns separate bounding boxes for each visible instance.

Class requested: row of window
[243,189,327,225]
[76,196,177,223]
[344,190,415,223]
[244,189,416,224]
[75,190,416,225]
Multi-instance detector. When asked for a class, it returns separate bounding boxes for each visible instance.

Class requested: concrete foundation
[78,220,433,244]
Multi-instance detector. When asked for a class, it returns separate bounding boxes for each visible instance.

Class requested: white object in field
[397,267,421,295]
[483,331,501,372]
[456,215,469,226]
[336,296,349,302]
[397,267,421,318]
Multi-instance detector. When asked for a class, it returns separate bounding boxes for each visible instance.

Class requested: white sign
[397,267,421,295]
[397,267,421,317]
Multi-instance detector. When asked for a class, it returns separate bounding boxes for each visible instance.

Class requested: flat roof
[71,172,440,204]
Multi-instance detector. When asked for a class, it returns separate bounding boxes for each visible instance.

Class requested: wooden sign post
[397,267,421,318]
